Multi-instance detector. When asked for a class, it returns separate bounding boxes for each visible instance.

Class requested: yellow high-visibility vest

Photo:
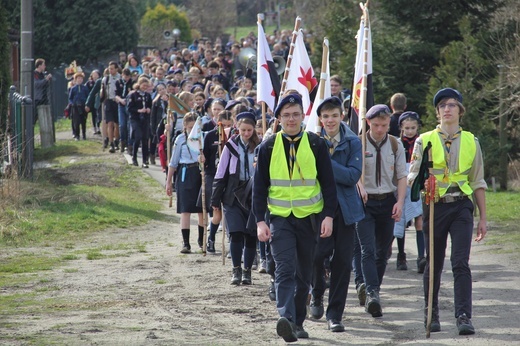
[420,130,476,197]
[268,132,324,217]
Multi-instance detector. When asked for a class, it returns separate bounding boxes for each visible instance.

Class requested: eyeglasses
[280,113,302,120]
[438,103,458,110]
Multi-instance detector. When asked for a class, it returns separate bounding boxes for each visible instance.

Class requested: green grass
[225,24,292,42]
[485,191,520,255]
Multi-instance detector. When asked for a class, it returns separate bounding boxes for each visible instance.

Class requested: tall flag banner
[187,116,203,152]
[305,38,331,132]
[349,17,374,134]
[285,30,317,116]
[257,22,281,113]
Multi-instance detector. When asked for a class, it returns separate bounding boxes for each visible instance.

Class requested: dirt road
[2,133,519,345]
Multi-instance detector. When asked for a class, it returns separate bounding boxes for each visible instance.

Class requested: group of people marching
[64,36,487,342]
[161,85,486,343]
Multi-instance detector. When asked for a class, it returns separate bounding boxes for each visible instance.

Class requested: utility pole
[20,0,34,179]
[498,64,507,190]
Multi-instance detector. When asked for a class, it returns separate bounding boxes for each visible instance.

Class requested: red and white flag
[257,22,281,113]
[284,30,317,117]
[349,17,374,134]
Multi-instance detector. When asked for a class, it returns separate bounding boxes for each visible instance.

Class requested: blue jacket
[325,122,365,225]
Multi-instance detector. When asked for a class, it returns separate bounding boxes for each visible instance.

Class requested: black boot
[109,142,116,153]
[424,306,441,332]
[242,268,252,285]
[180,229,191,253]
[231,267,242,285]
[397,252,408,270]
[103,137,109,149]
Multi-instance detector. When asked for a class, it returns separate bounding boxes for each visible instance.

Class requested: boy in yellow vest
[408,88,487,335]
[253,94,337,343]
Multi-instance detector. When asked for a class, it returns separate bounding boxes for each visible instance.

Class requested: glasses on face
[280,113,302,120]
[438,103,458,110]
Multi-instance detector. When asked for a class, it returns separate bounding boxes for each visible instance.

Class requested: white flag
[306,39,331,133]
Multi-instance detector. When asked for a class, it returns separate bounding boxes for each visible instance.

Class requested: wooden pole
[258,14,268,136]
[425,142,435,338]
[218,122,227,265]
[359,4,370,184]
[167,96,174,208]
[199,132,208,256]
[280,17,302,93]
[315,38,329,135]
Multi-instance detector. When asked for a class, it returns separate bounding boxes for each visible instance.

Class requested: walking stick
[199,135,208,256]
[218,121,227,265]
[167,98,174,208]
[424,142,436,338]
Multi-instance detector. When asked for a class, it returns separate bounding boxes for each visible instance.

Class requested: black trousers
[71,105,87,138]
[423,197,474,318]
[312,210,355,321]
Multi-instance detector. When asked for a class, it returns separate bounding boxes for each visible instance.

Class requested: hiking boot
[231,267,242,285]
[397,252,408,270]
[242,268,252,285]
[417,257,427,274]
[268,278,276,301]
[456,313,475,335]
[365,290,382,317]
[309,295,324,319]
[424,306,441,332]
[356,283,366,306]
[295,325,309,339]
[276,317,298,343]
[206,239,215,253]
[258,259,267,273]
[180,243,191,254]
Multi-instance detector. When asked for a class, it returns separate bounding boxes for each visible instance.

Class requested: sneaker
[309,295,324,320]
[417,257,427,274]
[242,268,252,285]
[276,317,298,343]
[327,319,345,333]
[456,313,475,335]
[356,283,366,306]
[258,259,267,273]
[231,267,242,285]
[142,163,149,168]
[295,325,309,339]
[207,240,215,253]
[180,243,191,254]
[397,252,408,270]
[365,290,382,317]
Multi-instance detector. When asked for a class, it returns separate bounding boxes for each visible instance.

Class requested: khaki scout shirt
[364,133,407,195]
[407,126,487,195]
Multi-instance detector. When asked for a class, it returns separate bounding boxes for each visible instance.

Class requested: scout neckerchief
[367,131,389,186]
[401,134,418,163]
[436,126,462,183]
[324,135,335,155]
[238,137,250,180]
[281,129,304,180]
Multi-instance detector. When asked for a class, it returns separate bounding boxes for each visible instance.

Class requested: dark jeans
[312,211,355,321]
[118,104,130,145]
[270,214,318,326]
[423,197,474,318]
[130,116,150,162]
[356,195,396,294]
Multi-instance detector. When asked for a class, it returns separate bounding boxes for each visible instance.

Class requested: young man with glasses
[408,88,487,335]
[253,94,337,343]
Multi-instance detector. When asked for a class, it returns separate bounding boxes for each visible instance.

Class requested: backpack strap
[388,135,398,156]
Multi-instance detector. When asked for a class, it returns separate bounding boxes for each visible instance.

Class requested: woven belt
[367,193,392,200]
[180,163,199,168]
[438,195,468,204]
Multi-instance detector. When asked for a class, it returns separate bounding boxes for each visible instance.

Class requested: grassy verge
[485,191,520,256]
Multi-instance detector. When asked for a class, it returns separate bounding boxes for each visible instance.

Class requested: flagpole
[281,16,302,93]
[199,131,208,256]
[258,13,268,135]
[425,142,435,338]
[359,3,370,183]
[315,38,329,135]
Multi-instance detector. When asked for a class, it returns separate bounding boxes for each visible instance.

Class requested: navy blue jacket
[326,122,365,225]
